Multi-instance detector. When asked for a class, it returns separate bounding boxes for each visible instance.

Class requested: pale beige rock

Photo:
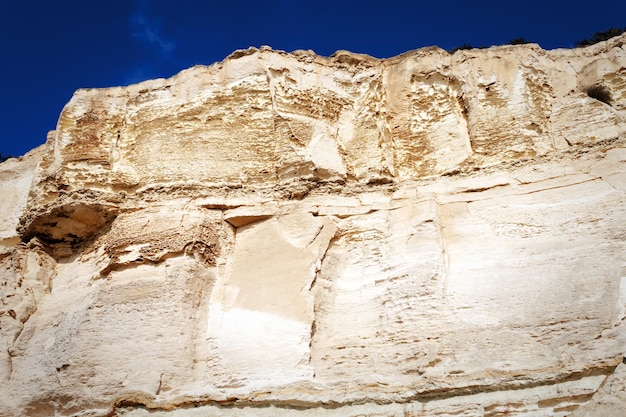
[0,144,46,253]
[570,363,626,416]
[1,34,625,416]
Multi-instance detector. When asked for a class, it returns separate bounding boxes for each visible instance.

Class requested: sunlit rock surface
[1,34,626,417]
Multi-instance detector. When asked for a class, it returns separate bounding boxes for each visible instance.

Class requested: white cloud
[130,1,175,57]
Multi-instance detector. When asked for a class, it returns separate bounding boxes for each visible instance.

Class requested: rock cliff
[1,34,626,416]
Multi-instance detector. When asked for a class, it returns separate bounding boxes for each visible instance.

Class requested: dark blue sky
[1,0,625,157]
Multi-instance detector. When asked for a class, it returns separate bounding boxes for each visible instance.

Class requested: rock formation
[1,34,625,416]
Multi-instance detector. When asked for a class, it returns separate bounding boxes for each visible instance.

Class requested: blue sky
[1,0,625,157]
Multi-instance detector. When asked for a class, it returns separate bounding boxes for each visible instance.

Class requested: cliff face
[1,35,626,417]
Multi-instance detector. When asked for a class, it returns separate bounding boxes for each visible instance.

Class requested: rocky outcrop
[1,34,625,416]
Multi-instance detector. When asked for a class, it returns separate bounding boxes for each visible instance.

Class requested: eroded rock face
[1,35,626,416]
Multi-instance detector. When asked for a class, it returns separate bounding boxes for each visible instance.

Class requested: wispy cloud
[130,0,175,57]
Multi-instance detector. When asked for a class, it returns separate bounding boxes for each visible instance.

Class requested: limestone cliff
[1,34,626,417]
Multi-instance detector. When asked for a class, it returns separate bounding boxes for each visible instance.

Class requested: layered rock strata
[1,34,626,416]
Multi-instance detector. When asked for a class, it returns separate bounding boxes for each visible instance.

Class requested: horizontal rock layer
[1,34,626,416]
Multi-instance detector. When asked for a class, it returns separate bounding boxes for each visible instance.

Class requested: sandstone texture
[1,34,626,416]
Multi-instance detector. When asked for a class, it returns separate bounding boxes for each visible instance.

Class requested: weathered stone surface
[0,145,45,253]
[1,34,625,416]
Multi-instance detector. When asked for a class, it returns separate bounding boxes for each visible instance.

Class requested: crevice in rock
[308,319,317,378]
[97,242,217,278]
[516,177,599,196]
[18,201,119,259]
[454,182,512,194]
[99,359,621,416]
[307,232,337,378]
[595,175,622,192]
[156,373,163,396]
[414,360,621,403]
[6,348,13,380]
[432,199,450,300]
[308,230,337,293]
